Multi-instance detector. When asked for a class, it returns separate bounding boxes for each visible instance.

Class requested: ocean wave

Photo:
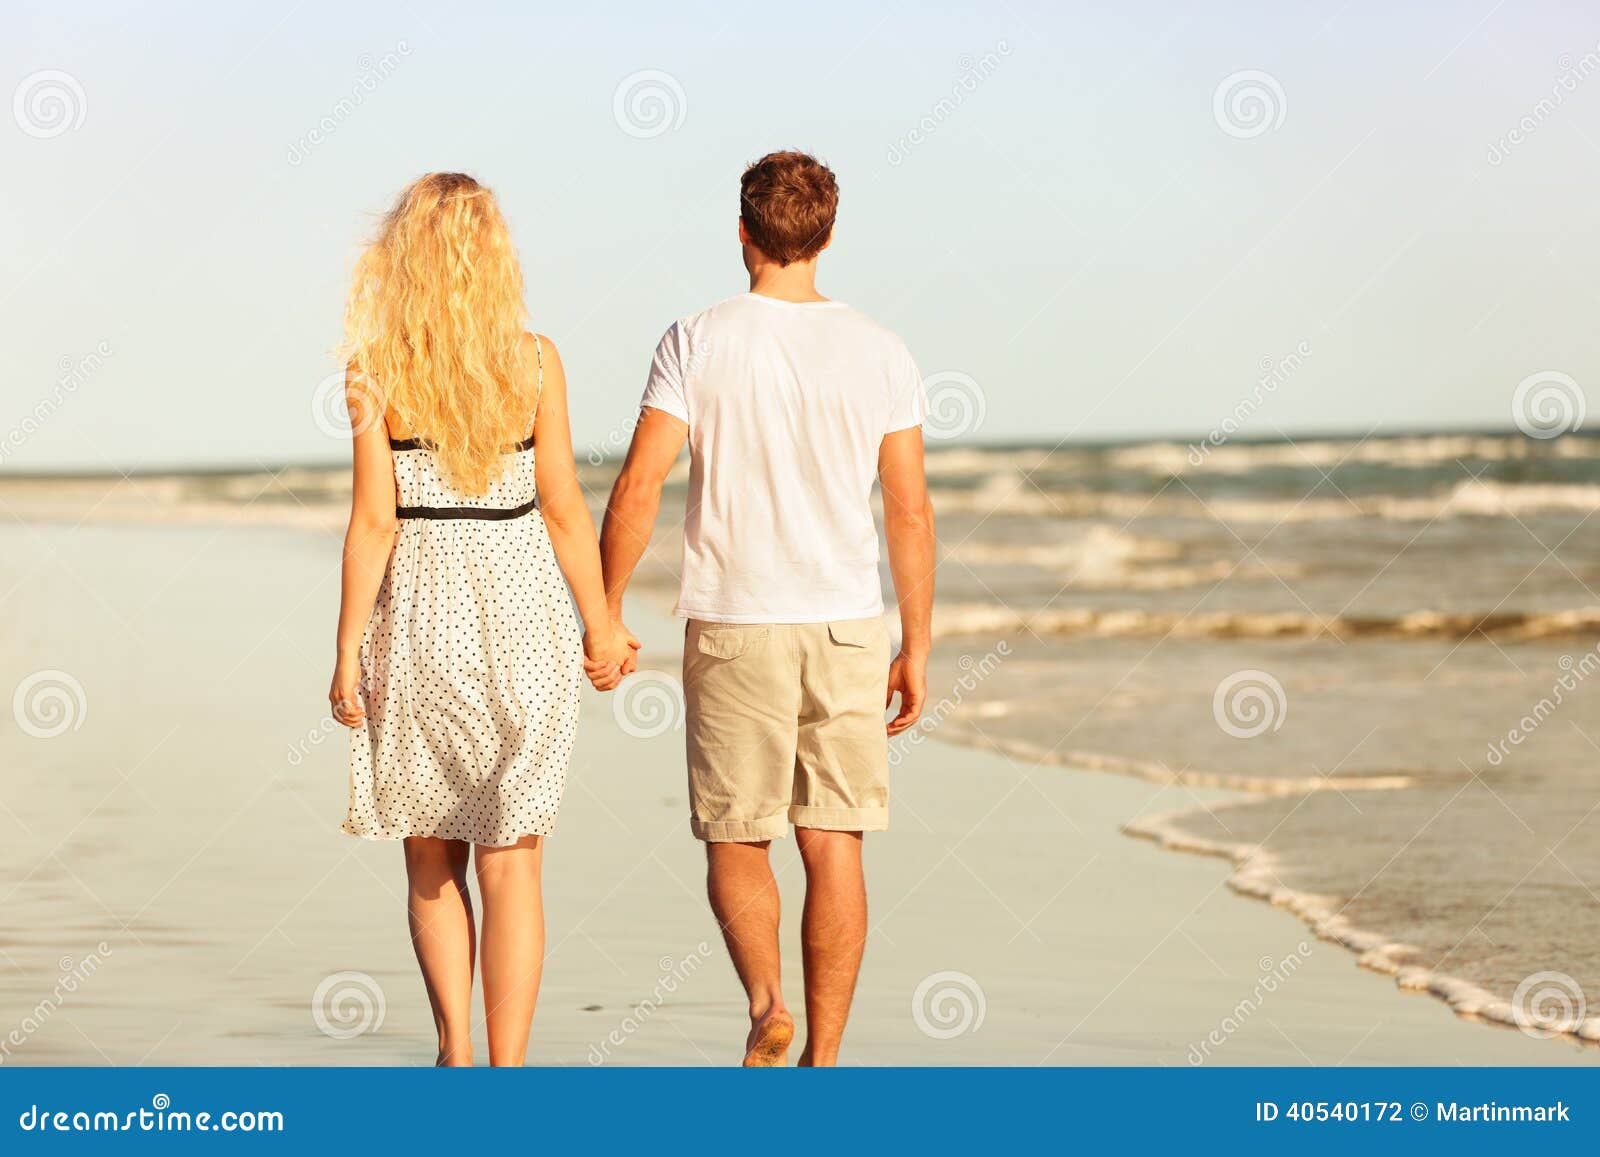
[949,526,1277,590]
[932,476,1600,522]
[923,434,1600,480]
[1118,433,1600,474]
[930,602,1600,642]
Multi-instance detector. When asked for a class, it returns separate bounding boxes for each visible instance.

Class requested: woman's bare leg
[402,836,476,1066]
[474,834,545,1066]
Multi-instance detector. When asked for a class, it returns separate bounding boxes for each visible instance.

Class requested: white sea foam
[931,475,1600,523]
[1125,800,1600,1046]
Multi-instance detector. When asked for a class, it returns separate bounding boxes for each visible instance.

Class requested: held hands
[330,656,365,728]
[583,618,641,691]
[886,650,927,735]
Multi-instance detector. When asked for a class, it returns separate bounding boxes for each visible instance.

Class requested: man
[599,150,935,1066]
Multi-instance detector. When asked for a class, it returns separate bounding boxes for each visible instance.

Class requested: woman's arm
[330,365,397,727]
[531,335,636,688]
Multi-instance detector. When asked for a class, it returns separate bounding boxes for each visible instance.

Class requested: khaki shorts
[682,618,891,842]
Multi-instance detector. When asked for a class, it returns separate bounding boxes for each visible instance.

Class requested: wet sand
[1,520,1592,1065]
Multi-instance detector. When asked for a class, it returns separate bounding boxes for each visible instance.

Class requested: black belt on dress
[396,498,539,520]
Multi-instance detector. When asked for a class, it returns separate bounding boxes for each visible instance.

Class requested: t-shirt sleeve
[639,322,690,423]
[884,343,928,434]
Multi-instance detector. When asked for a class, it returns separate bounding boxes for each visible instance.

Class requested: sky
[3,0,1599,471]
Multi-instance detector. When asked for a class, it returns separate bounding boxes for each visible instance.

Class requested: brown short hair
[739,151,838,265]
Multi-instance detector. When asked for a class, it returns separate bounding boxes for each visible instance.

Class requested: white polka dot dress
[344,341,583,846]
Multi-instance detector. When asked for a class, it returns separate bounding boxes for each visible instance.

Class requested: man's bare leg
[794,828,866,1066]
[706,839,795,1065]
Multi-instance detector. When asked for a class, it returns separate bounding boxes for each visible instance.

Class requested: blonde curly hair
[341,172,533,495]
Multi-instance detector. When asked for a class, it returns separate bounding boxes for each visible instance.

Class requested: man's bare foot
[742,1008,795,1067]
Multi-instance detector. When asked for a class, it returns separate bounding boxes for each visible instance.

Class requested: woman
[329,172,630,1066]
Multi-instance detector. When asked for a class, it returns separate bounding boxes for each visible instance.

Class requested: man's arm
[599,406,689,669]
[879,426,935,735]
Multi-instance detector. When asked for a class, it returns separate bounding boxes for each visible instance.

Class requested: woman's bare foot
[742,1007,795,1066]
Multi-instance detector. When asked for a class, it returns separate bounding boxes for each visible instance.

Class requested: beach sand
[1,519,1591,1065]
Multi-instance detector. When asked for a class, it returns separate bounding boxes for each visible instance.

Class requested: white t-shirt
[639,292,928,624]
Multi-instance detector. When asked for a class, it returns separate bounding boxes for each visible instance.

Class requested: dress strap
[525,334,544,441]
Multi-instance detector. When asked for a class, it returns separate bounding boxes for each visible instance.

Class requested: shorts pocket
[826,619,882,648]
[696,626,768,660]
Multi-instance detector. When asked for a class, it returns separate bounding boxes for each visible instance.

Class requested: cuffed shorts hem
[789,804,888,832]
[690,811,792,843]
